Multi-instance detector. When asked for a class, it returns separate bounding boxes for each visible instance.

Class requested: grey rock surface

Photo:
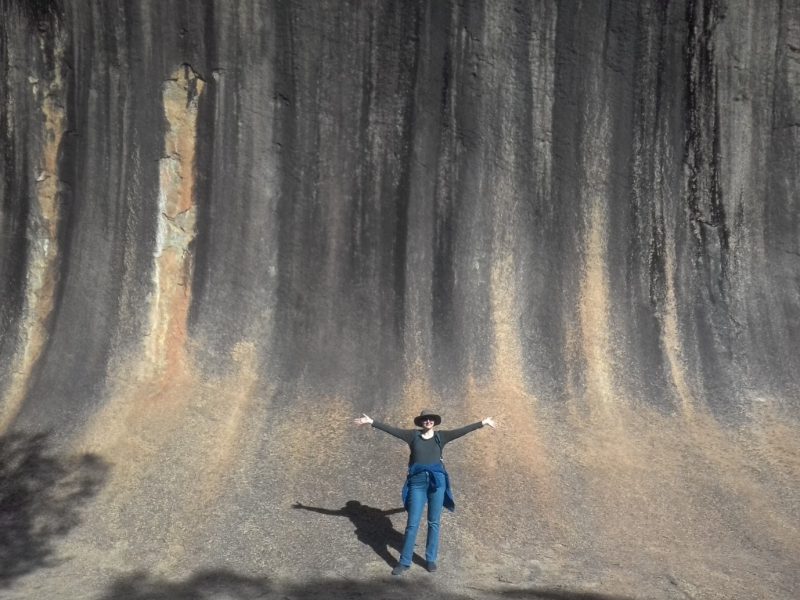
[1,1,798,598]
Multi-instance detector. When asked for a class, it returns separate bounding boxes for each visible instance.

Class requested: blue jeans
[399,471,446,566]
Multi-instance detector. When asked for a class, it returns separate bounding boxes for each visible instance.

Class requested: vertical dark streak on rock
[0,0,63,25]
[602,0,665,404]
[648,2,670,309]
[0,9,28,360]
[0,2,71,430]
[510,0,536,212]
[431,4,459,390]
[389,3,422,348]
[352,3,373,278]
[549,0,587,394]
[0,152,30,367]
[711,84,729,262]
[681,0,739,407]
[762,0,800,393]
[186,0,216,334]
[769,0,784,135]
[684,0,729,301]
[229,6,248,309]
[439,42,450,117]
[628,3,652,303]
[707,5,730,298]
[458,0,493,385]
[685,0,698,230]
[640,1,683,407]
[110,1,159,351]
[21,5,106,431]
[32,17,69,377]
[271,0,302,383]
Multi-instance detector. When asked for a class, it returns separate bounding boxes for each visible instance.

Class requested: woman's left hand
[482,417,497,428]
[354,413,374,426]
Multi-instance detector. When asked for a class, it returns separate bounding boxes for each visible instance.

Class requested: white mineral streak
[0,39,66,432]
[145,65,204,372]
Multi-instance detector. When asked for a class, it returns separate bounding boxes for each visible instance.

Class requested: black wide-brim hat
[413,409,442,427]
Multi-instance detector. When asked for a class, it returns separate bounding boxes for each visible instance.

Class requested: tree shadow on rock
[284,579,472,599]
[0,431,108,588]
[496,586,637,600]
[293,500,426,568]
[98,571,640,600]
[98,570,273,600]
[282,580,639,600]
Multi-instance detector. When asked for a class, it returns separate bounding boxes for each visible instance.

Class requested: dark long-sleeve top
[371,420,484,465]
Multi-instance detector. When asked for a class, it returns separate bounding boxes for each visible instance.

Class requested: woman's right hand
[354,413,373,426]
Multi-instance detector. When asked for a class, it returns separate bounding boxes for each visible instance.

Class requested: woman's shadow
[292,500,425,568]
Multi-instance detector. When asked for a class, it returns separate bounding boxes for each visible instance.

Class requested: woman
[354,409,496,575]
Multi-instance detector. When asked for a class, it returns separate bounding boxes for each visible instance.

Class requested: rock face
[1,1,798,598]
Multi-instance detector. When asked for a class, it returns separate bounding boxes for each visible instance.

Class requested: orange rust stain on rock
[489,253,525,392]
[77,341,265,571]
[0,42,66,431]
[572,94,622,420]
[461,372,564,554]
[485,252,552,483]
[564,397,800,588]
[146,64,205,374]
[684,405,800,556]
[79,64,206,451]
[577,200,617,414]
[194,343,262,498]
[156,342,263,570]
[68,66,265,570]
[454,251,563,563]
[570,193,637,510]
[265,394,352,502]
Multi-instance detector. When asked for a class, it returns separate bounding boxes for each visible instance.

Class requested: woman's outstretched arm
[438,416,497,444]
[354,413,415,443]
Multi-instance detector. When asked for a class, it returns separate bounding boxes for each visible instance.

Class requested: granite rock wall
[1,1,798,598]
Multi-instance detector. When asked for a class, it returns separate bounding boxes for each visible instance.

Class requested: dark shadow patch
[0,431,108,588]
[496,586,637,600]
[97,571,640,600]
[0,0,63,24]
[292,500,425,568]
[97,570,272,600]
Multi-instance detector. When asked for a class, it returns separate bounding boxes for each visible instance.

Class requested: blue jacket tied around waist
[402,462,455,512]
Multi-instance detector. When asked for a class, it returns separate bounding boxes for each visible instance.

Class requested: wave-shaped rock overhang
[0,2,798,599]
